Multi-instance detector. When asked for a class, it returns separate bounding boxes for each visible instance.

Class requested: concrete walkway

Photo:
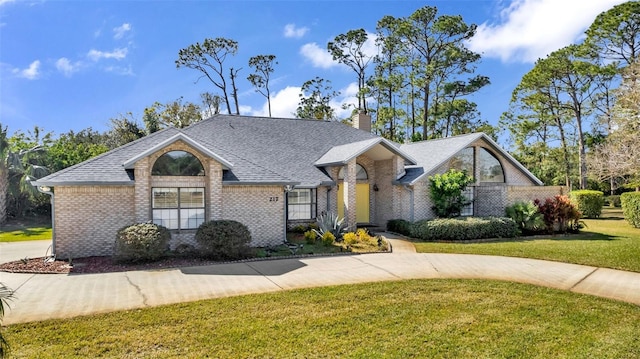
[1,234,639,325]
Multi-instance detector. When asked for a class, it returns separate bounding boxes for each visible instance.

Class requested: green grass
[0,215,52,242]
[414,208,640,272]
[5,279,640,358]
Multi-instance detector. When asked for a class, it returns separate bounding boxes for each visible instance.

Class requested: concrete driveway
[1,235,639,325]
[0,239,52,263]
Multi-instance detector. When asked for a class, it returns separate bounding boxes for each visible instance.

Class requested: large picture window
[287,188,317,220]
[478,148,505,183]
[152,187,205,229]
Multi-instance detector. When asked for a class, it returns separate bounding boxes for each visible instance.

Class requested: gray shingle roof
[34,115,540,188]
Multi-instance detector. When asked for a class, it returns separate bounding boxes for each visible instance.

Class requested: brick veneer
[54,186,135,258]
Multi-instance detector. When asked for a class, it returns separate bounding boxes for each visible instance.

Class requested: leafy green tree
[429,169,474,218]
[0,125,9,224]
[106,114,146,149]
[585,1,640,66]
[247,55,277,117]
[176,37,239,115]
[48,128,109,172]
[327,29,372,113]
[295,77,340,120]
[200,92,222,118]
[143,98,203,133]
[5,127,51,218]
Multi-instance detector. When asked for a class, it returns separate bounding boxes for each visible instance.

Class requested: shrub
[291,224,308,234]
[114,223,170,263]
[321,231,335,247]
[534,195,582,234]
[429,169,474,218]
[621,192,640,228]
[505,201,544,234]
[303,230,317,245]
[195,220,254,260]
[570,190,604,218]
[410,217,519,241]
[604,195,621,207]
[387,219,412,235]
[343,232,357,245]
[313,212,346,241]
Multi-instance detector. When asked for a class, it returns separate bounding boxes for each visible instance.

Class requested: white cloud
[283,23,309,39]
[300,42,337,69]
[13,60,40,80]
[468,0,626,63]
[113,23,131,40]
[252,86,301,117]
[0,0,15,6]
[87,47,128,61]
[55,57,82,76]
[104,64,134,76]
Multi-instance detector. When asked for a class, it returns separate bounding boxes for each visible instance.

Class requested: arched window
[152,150,204,176]
[337,164,368,180]
[449,147,474,175]
[479,148,505,183]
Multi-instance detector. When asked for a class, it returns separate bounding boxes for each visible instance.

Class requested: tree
[106,114,146,149]
[48,128,109,172]
[200,92,223,118]
[0,125,9,224]
[589,60,640,191]
[327,29,372,113]
[247,55,277,117]
[295,77,340,120]
[176,37,239,115]
[429,169,474,218]
[5,127,51,218]
[143,98,203,133]
[585,1,640,66]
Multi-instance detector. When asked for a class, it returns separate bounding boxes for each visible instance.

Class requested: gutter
[36,185,56,259]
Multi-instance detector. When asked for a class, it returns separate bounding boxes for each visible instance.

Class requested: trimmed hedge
[387,219,413,235]
[410,217,519,241]
[621,192,640,228]
[570,190,604,218]
[114,223,170,263]
[195,220,254,260]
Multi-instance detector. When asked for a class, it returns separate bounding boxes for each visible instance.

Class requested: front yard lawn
[414,209,640,272]
[5,279,640,358]
[0,216,52,242]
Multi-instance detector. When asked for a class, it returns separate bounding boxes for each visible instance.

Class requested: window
[287,188,317,220]
[152,150,205,176]
[460,187,474,216]
[152,187,205,229]
[337,164,368,180]
[478,148,505,183]
[449,147,474,175]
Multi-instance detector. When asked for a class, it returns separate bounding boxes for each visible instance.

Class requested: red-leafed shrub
[534,195,582,234]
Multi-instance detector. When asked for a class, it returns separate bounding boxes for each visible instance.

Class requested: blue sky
[0,0,626,141]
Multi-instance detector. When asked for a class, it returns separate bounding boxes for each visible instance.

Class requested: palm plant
[0,124,50,221]
[505,201,545,233]
[0,283,14,358]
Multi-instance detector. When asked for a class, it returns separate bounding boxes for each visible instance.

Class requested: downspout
[403,185,414,222]
[283,185,293,244]
[36,186,55,259]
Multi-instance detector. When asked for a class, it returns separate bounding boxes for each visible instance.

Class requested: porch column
[134,158,151,223]
[343,159,357,230]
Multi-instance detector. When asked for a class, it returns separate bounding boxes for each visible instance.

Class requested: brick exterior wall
[222,185,285,247]
[507,186,567,205]
[54,186,135,258]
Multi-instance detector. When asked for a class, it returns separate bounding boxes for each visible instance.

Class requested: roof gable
[399,132,542,185]
[122,132,233,170]
[314,138,416,167]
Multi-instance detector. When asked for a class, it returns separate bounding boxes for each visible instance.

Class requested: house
[33,113,563,258]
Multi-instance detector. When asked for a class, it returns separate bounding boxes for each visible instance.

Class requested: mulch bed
[0,256,221,275]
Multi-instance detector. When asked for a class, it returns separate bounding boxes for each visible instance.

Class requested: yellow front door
[337,183,370,223]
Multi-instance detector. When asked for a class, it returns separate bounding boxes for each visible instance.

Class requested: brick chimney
[352,110,371,133]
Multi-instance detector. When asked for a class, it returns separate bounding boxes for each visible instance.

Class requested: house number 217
[269,197,279,202]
